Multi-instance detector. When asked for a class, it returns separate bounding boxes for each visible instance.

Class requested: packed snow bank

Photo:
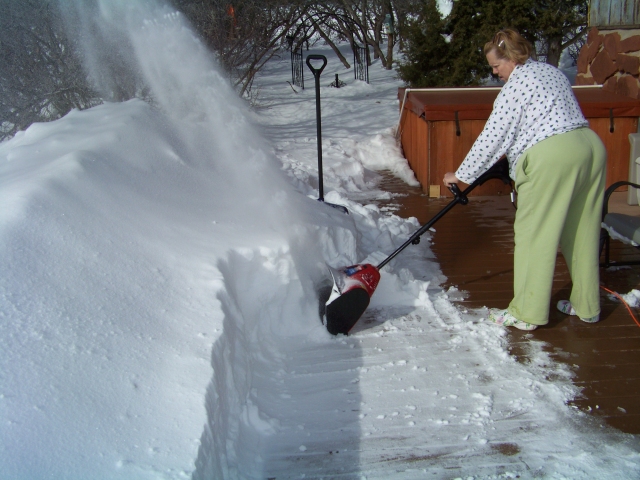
[0,95,299,478]
[0,96,429,478]
[0,5,329,478]
[0,8,430,476]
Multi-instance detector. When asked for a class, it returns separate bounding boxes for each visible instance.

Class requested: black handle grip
[449,183,468,205]
[306,55,327,77]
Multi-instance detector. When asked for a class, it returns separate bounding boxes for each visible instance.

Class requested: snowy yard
[1,3,639,479]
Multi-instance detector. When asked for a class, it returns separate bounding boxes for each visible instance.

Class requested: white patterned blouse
[454,59,589,183]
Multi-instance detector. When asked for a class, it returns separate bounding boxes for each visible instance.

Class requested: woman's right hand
[443,172,459,188]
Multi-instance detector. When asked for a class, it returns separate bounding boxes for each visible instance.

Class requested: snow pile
[619,289,640,308]
[0,5,323,478]
[603,223,640,246]
[1,1,639,479]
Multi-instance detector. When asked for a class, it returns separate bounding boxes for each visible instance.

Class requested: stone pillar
[576,27,640,99]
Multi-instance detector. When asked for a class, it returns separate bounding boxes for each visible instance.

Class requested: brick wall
[576,27,640,99]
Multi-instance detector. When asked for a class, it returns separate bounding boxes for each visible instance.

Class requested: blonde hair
[484,28,533,65]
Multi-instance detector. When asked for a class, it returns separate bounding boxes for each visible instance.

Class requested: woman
[443,29,606,331]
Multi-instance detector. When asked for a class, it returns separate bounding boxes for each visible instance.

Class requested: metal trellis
[291,46,304,89]
[354,45,369,84]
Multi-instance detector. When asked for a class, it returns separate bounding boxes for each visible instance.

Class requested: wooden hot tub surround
[398,85,640,197]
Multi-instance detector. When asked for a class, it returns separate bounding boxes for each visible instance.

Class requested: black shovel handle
[307,54,328,201]
[306,55,327,79]
[376,158,511,270]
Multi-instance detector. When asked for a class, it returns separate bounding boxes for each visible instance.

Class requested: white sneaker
[488,308,538,331]
[556,300,599,323]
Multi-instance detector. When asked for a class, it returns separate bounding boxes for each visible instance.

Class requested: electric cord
[600,285,640,328]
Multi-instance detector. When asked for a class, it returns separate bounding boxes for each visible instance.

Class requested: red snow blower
[323,158,512,335]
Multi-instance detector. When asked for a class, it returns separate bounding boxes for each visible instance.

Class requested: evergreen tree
[444,0,498,85]
[396,0,586,87]
[531,0,588,66]
[444,0,539,85]
[396,0,451,87]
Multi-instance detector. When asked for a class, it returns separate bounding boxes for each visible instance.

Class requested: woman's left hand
[443,172,460,188]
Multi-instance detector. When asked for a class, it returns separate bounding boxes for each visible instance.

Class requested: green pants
[508,128,606,325]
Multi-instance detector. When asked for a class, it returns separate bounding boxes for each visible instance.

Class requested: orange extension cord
[600,285,640,328]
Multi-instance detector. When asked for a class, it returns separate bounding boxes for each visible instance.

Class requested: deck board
[378,176,640,435]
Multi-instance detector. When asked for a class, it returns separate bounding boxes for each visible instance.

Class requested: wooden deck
[378,176,640,434]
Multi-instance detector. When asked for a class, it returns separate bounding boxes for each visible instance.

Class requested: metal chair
[600,181,640,267]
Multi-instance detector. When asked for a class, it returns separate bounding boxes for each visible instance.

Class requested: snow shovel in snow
[306,54,349,214]
[323,157,512,335]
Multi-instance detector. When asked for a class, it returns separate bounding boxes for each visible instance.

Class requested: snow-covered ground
[1,2,639,479]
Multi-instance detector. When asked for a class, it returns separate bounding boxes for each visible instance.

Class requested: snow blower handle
[376,158,511,270]
[464,156,512,193]
[323,159,511,335]
[377,184,469,269]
